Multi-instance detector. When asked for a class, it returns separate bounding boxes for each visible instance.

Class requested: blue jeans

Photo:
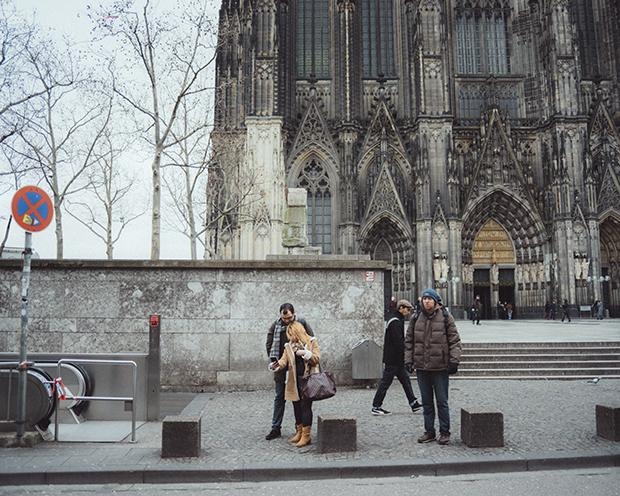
[416,369,450,435]
[372,365,418,408]
[271,380,286,429]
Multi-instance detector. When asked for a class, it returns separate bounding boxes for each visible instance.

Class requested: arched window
[297,160,332,254]
[296,0,330,78]
[361,0,395,78]
[455,5,510,75]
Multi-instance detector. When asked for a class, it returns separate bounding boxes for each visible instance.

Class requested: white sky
[1,0,218,260]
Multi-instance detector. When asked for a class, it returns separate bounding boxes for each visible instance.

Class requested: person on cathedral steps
[405,288,462,446]
[561,299,571,323]
[269,321,320,448]
[265,303,314,441]
[371,299,422,416]
[471,295,482,325]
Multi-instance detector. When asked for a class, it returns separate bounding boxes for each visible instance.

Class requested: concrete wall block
[317,415,357,453]
[229,333,271,370]
[161,416,201,458]
[461,408,504,448]
[168,332,230,371]
[596,404,620,441]
[0,281,21,316]
[119,281,231,319]
[62,332,147,354]
[29,281,121,318]
[49,318,78,334]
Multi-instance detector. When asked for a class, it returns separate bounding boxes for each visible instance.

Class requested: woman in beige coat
[269,321,320,447]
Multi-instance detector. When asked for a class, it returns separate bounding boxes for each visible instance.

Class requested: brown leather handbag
[300,366,336,401]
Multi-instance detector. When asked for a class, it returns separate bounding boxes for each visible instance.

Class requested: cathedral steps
[453,342,620,379]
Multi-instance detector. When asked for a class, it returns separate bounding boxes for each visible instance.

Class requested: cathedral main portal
[470,220,516,319]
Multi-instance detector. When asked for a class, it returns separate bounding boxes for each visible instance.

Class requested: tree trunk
[0,216,12,257]
[54,201,63,260]
[151,146,162,260]
[185,167,196,260]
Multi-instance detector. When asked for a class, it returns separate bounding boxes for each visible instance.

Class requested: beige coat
[276,337,321,401]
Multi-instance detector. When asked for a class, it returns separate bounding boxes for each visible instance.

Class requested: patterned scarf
[269,320,285,361]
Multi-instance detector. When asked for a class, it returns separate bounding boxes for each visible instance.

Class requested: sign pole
[15,231,32,439]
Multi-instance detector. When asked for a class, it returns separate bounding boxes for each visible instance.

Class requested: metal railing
[54,358,138,442]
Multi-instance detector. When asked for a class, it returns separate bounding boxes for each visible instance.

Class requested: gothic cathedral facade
[211,0,620,318]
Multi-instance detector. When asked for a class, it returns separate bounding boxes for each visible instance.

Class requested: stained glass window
[296,0,330,78]
[361,0,395,78]
[455,8,509,75]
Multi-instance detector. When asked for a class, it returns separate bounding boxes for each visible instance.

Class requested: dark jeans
[561,309,571,322]
[292,398,313,426]
[372,364,417,408]
[271,380,286,429]
[416,369,450,436]
[471,310,480,324]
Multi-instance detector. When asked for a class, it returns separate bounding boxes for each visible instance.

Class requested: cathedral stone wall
[0,259,386,390]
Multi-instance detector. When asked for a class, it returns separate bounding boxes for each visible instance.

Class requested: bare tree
[90,0,218,260]
[3,38,112,259]
[162,97,211,260]
[65,128,144,260]
[202,131,260,259]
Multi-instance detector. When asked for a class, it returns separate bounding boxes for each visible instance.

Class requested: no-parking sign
[11,186,54,232]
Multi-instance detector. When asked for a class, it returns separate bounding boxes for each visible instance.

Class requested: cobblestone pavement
[3,378,617,476]
[173,379,620,465]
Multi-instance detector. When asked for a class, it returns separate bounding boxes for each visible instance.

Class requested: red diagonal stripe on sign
[22,195,47,224]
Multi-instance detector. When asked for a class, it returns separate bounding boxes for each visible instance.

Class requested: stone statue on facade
[490,263,499,285]
[433,255,442,282]
[574,257,583,280]
[440,256,449,282]
[522,264,531,284]
[537,262,545,283]
[515,265,523,284]
[580,257,590,280]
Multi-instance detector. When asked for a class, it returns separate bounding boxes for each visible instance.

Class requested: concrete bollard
[461,408,504,448]
[161,416,201,458]
[596,404,620,441]
[317,415,357,453]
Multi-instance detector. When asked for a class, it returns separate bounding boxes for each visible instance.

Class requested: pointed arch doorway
[471,219,516,319]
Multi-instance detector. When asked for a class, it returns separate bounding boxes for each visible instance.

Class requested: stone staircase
[455,342,620,379]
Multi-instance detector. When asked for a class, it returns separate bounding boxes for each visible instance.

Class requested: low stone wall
[0,258,386,390]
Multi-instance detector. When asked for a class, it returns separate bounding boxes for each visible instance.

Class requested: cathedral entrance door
[498,268,515,318]
[473,269,491,320]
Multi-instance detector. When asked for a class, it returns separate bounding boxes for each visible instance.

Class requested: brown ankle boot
[295,426,312,447]
[289,424,303,443]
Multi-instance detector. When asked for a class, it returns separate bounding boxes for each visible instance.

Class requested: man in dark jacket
[264,303,313,440]
[405,288,462,445]
[371,299,422,415]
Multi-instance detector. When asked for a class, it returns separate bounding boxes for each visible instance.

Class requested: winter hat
[397,299,413,309]
[421,288,442,304]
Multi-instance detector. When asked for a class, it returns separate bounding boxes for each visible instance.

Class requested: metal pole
[16,231,32,438]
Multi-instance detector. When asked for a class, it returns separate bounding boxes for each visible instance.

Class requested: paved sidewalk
[1,379,619,485]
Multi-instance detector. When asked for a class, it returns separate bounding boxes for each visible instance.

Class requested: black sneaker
[371,407,391,416]
[265,427,281,440]
[410,400,422,413]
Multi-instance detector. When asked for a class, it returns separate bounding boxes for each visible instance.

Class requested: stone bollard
[161,416,201,458]
[461,408,504,448]
[596,404,620,441]
[317,415,357,453]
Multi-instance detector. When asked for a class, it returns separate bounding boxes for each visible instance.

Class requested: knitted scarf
[269,320,285,361]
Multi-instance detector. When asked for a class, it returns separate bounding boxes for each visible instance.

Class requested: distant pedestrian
[388,296,397,313]
[496,301,505,319]
[471,296,481,325]
[506,302,514,320]
[596,300,605,320]
[561,299,571,323]
[265,303,314,441]
[371,299,421,416]
[269,322,320,447]
[405,289,462,446]
[550,300,557,320]
[544,301,551,319]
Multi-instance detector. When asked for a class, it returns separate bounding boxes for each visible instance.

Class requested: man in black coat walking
[371,299,422,415]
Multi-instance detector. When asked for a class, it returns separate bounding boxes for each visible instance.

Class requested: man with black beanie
[405,288,461,445]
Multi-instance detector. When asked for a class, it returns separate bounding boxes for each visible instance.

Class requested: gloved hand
[447,362,458,375]
[405,363,414,374]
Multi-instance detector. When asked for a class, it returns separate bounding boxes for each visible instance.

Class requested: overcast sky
[1,0,219,260]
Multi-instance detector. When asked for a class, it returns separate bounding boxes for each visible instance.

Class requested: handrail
[54,358,138,443]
